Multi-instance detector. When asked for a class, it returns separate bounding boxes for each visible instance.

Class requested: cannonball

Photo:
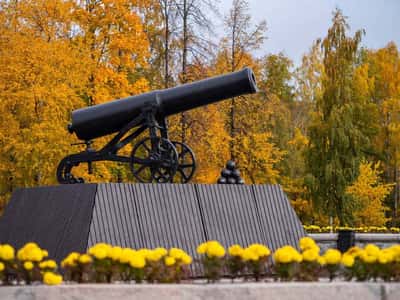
[226,160,236,170]
[232,169,241,179]
[221,168,232,178]
[227,177,236,184]
[217,177,227,184]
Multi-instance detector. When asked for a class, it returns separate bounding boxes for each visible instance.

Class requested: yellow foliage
[346,161,393,226]
[0,0,152,210]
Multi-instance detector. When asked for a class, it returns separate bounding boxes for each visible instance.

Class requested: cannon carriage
[57,68,257,184]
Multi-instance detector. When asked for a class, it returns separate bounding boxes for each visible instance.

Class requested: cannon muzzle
[69,68,257,141]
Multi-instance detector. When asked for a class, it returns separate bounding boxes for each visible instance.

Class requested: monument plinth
[0,183,305,265]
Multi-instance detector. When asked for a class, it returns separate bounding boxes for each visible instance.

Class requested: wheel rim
[130,137,178,183]
[171,141,196,183]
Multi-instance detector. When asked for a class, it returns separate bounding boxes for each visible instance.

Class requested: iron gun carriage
[57,68,257,184]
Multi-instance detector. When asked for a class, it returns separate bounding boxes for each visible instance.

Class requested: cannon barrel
[69,67,257,141]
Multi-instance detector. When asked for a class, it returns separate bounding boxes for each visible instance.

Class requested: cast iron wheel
[171,141,196,183]
[130,137,178,183]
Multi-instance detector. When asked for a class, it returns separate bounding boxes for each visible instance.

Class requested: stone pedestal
[0,183,305,267]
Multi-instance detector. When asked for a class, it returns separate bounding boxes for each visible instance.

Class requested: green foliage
[306,9,376,225]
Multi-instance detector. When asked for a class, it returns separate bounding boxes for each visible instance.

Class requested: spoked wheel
[171,141,196,183]
[130,137,178,183]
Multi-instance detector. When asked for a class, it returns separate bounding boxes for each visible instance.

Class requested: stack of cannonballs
[217,160,245,184]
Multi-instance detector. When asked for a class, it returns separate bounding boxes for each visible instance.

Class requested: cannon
[57,68,258,184]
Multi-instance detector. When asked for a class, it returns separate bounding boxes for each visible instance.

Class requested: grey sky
[217,0,400,66]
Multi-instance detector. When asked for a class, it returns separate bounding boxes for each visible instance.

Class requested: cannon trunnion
[57,68,257,184]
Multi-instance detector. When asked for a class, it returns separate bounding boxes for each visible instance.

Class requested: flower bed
[304,225,400,233]
[1,238,400,286]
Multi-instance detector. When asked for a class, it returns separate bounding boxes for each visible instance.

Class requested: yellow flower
[345,246,362,258]
[299,237,318,251]
[109,247,122,261]
[197,242,207,255]
[241,248,259,262]
[24,243,39,249]
[24,261,34,271]
[146,250,163,262]
[61,252,80,268]
[42,250,49,258]
[92,248,107,260]
[302,249,319,262]
[378,250,393,264]
[365,244,380,257]
[43,272,63,285]
[274,246,302,264]
[0,244,15,261]
[39,260,57,269]
[88,243,111,260]
[181,254,192,265]
[120,248,136,264]
[323,249,341,265]
[164,256,176,266]
[137,249,151,258]
[30,248,44,262]
[360,251,376,264]
[79,254,92,264]
[17,243,44,262]
[228,245,244,257]
[169,248,185,260]
[18,246,43,262]
[155,247,168,257]
[363,255,377,264]
[388,245,400,261]
[341,254,355,267]
[317,256,326,266]
[247,244,271,257]
[129,255,146,269]
[0,262,5,272]
[206,241,225,258]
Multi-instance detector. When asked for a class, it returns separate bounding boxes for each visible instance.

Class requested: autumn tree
[363,43,400,221]
[0,0,153,212]
[0,0,90,210]
[73,0,150,105]
[173,0,217,143]
[259,53,294,167]
[67,0,152,182]
[346,161,393,226]
[306,9,375,225]
[140,0,181,89]
[222,0,266,161]
[208,0,283,183]
[280,43,325,220]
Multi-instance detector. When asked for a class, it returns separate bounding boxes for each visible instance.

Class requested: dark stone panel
[196,184,265,248]
[132,184,206,258]
[252,184,306,250]
[0,184,97,262]
[87,183,143,248]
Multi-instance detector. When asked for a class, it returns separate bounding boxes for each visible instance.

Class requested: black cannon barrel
[69,67,257,141]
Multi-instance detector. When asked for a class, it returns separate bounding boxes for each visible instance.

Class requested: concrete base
[0,283,399,300]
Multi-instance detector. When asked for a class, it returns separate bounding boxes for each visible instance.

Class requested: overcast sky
[216,0,400,66]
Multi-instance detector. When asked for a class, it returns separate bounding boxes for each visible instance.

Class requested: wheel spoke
[142,141,152,153]
[178,169,188,182]
[180,163,194,169]
[134,164,147,175]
